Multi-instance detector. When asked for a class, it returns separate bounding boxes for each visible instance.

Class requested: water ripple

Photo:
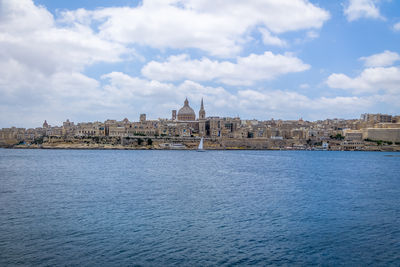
[0,149,399,265]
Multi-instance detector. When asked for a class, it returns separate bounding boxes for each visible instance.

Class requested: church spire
[199,98,205,120]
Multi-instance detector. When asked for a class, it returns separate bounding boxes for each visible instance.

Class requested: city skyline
[4,96,399,131]
[1,0,400,128]
[2,97,399,150]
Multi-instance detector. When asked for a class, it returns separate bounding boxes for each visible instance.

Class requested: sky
[1,0,400,128]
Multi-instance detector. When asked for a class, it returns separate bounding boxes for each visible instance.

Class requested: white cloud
[0,0,323,127]
[300,83,310,89]
[0,63,103,127]
[326,53,400,115]
[142,52,310,86]
[259,28,287,47]
[236,89,374,119]
[102,73,376,121]
[0,64,377,127]
[0,0,131,75]
[183,0,330,34]
[0,0,137,127]
[101,72,238,110]
[101,72,175,99]
[393,22,400,31]
[344,0,383,21]
[61,0,329,57]
[326,66,400,94]
[0,0,396,127]
[306,31,319,39]
[359,50,400,67]
[0,0,53,32]
[238,90,371,112]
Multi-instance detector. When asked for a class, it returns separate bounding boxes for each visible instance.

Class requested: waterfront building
[76,122,105,137]
[128,120,159,136]
[1,100,399,151]
[344,130,363,141]
[362,128,400,142]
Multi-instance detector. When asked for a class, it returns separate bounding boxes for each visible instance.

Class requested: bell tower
[199,98,205,120]
[198,98,206,136]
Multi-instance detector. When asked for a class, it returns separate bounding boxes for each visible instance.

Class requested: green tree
[137,138,143,145]
[331,133,344,140]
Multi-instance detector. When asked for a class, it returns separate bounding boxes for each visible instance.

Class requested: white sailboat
[197,137,205,152]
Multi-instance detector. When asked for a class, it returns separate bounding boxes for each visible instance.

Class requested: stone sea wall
[3,136,400,151]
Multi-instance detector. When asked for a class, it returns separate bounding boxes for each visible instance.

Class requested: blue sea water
[0,149,399,266]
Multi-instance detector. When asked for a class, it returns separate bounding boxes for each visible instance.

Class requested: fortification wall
[364,128,400,142]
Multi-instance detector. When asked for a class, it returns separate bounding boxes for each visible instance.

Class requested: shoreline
[2,145,399,152]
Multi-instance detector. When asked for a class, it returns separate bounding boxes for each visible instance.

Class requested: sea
[0,149,399,266]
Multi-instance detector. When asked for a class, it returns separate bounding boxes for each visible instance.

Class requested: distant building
[361,113,392,123]
[171,110,177,120]
[199,98,205,120]
[63,119,74,128]
[140,114,146,123]
[2,104,400,151]
[177,98,196,121]
[344,130,363,141]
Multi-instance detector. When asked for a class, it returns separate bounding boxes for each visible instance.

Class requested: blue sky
[1,0,400,128]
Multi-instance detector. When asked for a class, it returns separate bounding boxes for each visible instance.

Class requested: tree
[330,133,344,140]
[147,138,153,146]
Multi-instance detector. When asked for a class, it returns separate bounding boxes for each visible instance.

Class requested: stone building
[2,102,400,151]
[361,113,392,123]
[344,130,363,141]
[76,122,105,137]
[177,98,196,121]
[362,128,400,142]
[128,120,159,136]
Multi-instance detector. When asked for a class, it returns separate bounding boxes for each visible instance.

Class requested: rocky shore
[2,138,400,151]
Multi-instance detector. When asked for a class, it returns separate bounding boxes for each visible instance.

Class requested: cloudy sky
[1,0,400,128]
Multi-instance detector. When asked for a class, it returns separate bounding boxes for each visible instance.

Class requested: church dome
[177,98,196,121]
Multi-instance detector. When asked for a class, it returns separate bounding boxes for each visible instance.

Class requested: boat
[197,137,205,152]
[159,143,186,149]
[170,143,186,149]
